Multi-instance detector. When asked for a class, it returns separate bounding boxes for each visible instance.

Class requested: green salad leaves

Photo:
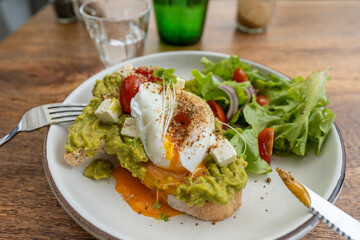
[187,56,335,174]
[224,128,272,174]
[244,70,336,156]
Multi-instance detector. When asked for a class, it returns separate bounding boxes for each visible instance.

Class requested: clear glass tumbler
[153,0,209,46]
[72,0,87,21]
[80,0,150,67]
[237,0,276,34]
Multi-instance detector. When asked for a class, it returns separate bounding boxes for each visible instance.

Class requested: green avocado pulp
[65,72,248,206]
[85,158,113,180]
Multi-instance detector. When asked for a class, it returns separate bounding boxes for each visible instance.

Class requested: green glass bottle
[153,0,209,45]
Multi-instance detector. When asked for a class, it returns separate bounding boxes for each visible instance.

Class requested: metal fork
[0,103,86,146]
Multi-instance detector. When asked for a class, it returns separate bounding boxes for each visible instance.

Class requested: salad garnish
[185,55,335,174]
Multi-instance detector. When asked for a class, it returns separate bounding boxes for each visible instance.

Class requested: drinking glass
[72,0,86,21]
[153,0,209,46]
[80,0,150,67]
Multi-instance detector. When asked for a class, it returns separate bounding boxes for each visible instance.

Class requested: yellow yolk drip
[163,135,187,172]
[113,166,183,220]
[191,161,208,178]
[276,168,311,208]
[163,136,175,162]
[113,136,210,220]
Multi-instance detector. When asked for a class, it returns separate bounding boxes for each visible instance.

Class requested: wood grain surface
[0,1,359,239]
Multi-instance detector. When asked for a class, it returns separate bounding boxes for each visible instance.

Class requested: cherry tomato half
[207,100,227,124]
[233,67,248,83]
[120,74,147,113]
[258,128,274,165]
[256,94,270,106]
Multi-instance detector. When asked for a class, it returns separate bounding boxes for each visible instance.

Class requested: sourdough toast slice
[64,142,105,166]
[167,191,242,221]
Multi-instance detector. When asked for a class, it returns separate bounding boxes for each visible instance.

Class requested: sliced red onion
[219,85,239,120]
[244,87,251,101]
[249,85,258,96]
[244,85,258,103]
[236,84,258,115]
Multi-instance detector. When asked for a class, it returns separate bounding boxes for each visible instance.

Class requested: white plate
[43,51,345,240]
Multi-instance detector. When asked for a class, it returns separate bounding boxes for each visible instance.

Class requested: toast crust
[167,191,242,221]
[64,142,105,166]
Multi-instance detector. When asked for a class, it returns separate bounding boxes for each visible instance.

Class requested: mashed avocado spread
[85,158,113,180]
[65,72,247,206]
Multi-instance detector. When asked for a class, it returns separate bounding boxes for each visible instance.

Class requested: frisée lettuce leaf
[244,70,336,156]
[201,56,266,82]
[196,55,336,174]
[224,128,272,174]
[185,69,251,112]
[190,69,229,104]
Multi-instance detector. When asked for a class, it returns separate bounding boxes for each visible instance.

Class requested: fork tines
[46,103,86,122]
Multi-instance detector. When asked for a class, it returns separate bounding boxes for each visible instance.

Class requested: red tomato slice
[258,128,274,165]
[120,74,147,113]
[233,67,248,83]
[256,94,270,106]
[207,100,227,125]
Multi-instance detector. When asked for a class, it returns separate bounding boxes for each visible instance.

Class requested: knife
[276,168,360,240]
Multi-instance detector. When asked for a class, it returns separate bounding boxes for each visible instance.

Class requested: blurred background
[0,0,47,41]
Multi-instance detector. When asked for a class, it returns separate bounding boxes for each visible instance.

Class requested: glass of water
[80,0,150,67]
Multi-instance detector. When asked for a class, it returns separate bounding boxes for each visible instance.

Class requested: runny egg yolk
[163,135,187,172]
[112,166,183,220]
[112,148,207,219]
[112,153,209,220]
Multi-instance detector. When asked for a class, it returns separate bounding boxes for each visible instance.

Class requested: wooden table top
[0,1,359,239]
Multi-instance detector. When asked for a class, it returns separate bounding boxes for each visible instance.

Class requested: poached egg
[130,82,215,173]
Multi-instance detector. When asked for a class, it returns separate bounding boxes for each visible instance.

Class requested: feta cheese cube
[95,98,121,123]
[174,77,185,90]
[119,63,135,78]
[121,117,140,138]
[210,138,237,166]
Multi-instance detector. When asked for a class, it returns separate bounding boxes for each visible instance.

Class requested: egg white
[130,82,215,173]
